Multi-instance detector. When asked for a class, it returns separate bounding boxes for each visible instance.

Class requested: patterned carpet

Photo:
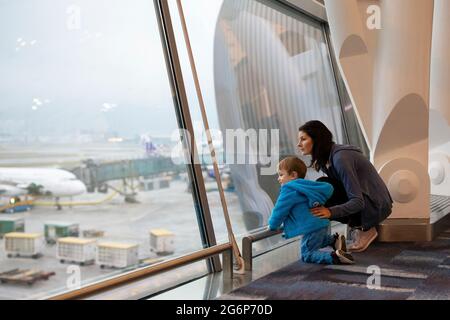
[220,228,450,300]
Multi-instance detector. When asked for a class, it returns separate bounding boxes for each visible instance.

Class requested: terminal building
[0,0,448,300]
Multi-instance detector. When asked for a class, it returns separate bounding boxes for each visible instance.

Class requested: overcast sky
[0,0,222,139]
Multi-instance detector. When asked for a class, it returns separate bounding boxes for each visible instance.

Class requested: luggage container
[150,229,175,255]
[97,242,139,268]
[139,177,171,191]
[57,237,97,265]
[44,221,79,244]
[4,232,44,259]
[82,229,105,238]
[158,178,170,189]
[139,180,154,191]
[0,217,25,238]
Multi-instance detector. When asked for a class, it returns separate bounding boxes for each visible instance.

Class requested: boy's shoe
[331,249,355,265]
[348,227,378,253]
[332,233,347,252]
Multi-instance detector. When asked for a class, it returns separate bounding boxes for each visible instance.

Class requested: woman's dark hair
[298,120,335,172]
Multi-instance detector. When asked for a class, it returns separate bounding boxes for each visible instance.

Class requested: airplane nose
[75,180,87,195]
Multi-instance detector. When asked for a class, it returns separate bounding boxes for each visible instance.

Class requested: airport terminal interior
[0,0,449,300]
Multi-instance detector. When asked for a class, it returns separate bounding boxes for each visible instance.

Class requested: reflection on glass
[0,0,206,299]
[333,70,370,158]
[172,0,347,243]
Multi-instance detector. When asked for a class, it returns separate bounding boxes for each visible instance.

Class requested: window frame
[46,0,367,300]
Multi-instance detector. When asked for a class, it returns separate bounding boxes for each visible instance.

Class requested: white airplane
[0,167,86,209]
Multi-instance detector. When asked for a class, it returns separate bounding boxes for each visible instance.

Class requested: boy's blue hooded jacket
[268,179,333,238]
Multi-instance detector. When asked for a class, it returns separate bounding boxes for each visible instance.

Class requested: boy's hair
[278,156,307,179]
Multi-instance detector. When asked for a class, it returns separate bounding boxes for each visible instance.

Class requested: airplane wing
[0,181,28,196]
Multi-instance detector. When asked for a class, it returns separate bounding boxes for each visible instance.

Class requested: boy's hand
[310,206,331,219]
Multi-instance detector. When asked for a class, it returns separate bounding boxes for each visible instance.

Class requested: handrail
[243,222,344,271]
[242,228,283,271]
[245,228,283,242]
[48,243,233,300]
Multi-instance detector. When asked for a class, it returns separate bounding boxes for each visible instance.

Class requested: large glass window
[169,0,348,246]
[0,0,207,299]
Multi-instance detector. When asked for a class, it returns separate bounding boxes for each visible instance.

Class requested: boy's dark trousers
[300,226,335,264]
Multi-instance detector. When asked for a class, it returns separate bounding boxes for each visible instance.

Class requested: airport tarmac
[0,178,247,300]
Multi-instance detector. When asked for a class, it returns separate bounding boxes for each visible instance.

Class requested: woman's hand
[310,206,331,219]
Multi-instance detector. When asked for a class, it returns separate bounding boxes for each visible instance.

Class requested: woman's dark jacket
[322,144,393,229]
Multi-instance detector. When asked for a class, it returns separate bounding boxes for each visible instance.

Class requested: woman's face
[297,131,313,156]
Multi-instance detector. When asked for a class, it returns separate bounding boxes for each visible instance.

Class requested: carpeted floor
[219,229,450,300]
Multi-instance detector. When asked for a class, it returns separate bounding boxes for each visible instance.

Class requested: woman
[297,120,393,252]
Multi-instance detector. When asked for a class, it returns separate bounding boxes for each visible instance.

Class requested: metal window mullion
[154,0,221,272]
[321,24,351,144]
[275,0,328,22]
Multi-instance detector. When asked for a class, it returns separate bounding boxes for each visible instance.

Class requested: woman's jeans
[300,227,335,264]
[316,176,362,229]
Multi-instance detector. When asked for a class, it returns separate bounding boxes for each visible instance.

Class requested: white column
[373,0,433,219]
[325,0,435,219]
[324,0,374,150]
[429,0,450,196]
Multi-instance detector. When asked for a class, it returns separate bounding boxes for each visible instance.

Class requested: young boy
[268,156,354,265]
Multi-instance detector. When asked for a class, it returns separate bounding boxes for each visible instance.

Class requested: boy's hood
[283,179,333,207]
